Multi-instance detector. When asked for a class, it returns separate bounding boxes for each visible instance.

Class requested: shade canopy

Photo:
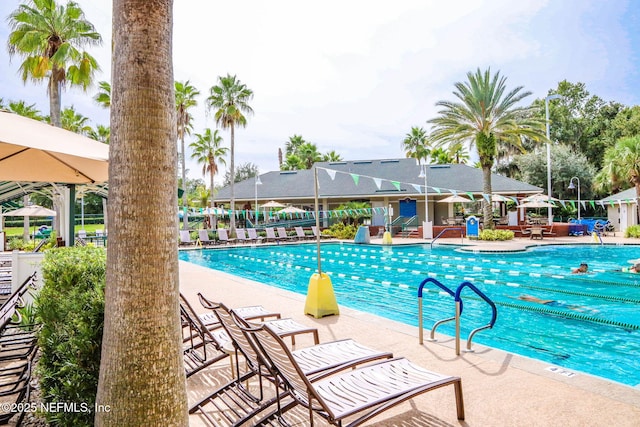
[2,204,57,217]
[0,111,109,183]
[279,206,306,214]
[438,195,472,203]
[522,193,559,202]
[261,200,286,208]
[491,194,511,202]
[517,201,555,208]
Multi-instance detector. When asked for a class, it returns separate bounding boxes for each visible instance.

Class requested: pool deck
[182,234,640,426]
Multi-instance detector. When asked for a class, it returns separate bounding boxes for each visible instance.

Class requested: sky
[1,0,639,181]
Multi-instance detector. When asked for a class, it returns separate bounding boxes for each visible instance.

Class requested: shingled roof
[215,158,541,202]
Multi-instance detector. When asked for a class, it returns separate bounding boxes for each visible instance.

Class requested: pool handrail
[454,281,498,355]
[430,227,464,249]
[417,277,463,344]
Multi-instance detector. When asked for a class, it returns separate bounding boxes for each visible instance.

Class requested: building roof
[600,187,637,202]
[215,158,542,202]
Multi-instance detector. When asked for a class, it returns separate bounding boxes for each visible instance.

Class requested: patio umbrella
[438,195,472,203]
[517,201,555,208]
[260,200,286,208]
[0,111,109,183]
[491,194,511,202]
[279,206,306,214]
[2,205,57,240]
[522,193,559,202]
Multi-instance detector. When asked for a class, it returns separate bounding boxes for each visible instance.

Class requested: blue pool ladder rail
[417,278,463,344]
[454,281,497,355]
[418,278,498,355]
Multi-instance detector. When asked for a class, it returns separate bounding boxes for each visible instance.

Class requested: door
[399,198,417,218]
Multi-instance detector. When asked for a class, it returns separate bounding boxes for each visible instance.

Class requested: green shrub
[625,225,640,238]
[35,246,106,427]
[479,229,515,241]
[326,222,358,239]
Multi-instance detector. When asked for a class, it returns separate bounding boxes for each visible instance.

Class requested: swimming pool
[179,243,640,387]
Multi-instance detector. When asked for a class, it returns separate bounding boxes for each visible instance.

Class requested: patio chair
[179,294,230,377]
[543,223,556,237]
[519,225,531,237]
[198,229,217,247]
[249,323,465,426]
[236,228,252,244]
[277,227,296,242]
[294,226,312,240]
[217,228,237,245]
[197,292,281,329]
[247,228,265,244]
[179,230,196,246]
[265,227,279,242]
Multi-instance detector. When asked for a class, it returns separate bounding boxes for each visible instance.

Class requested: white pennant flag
[411,184,422,194]
[325,169,337,180]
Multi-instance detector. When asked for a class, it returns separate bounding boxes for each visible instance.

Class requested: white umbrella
[2,205,57,217]
[522,193,559,202]
[261,200,286,208]
[491,194,511,202]
[438,194,472,203]
[517,201,555,209]
[279,206,306,214]
[0,111,109,183]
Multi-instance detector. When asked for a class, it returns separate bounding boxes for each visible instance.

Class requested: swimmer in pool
[572,263,588,274]
[517,295,590,312]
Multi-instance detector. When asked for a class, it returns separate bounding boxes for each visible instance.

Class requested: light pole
[568,176,581,221]
[545,94,562,225]
[254,175,262,224]
[418,163,432,238]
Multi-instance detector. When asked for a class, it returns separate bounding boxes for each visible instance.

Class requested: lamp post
[545,94,562,225]
[418,163,432,238]
[568,176,581,221]
[254,175,262,223]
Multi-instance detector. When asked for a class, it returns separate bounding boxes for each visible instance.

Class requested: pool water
[179,243,640,387]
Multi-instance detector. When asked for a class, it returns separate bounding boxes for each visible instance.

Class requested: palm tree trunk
[209,165,216,229]
[181,131,188,230]
[229,124,236,233]
[49,74,62,127]
[482,165,494,229]
[96,1,188,425]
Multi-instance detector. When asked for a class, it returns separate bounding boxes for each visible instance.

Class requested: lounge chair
[519,225,531,237]
[190,301,393,425]
[276,227,296,242]
[265,227,279,243]
[179,294,230,377]
[311,226,332,239]
[543,223,556,237]
[236,228,249,244]
[217,228,236,245]
[198,229,217,247]
[294,226,312,240]
[197,292,281,329]
[197,292,319,347]
[249,323,465,425]
[247,228,265,244]
[179,230,196,246]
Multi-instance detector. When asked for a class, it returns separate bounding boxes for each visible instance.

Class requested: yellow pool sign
[304,273,339,318]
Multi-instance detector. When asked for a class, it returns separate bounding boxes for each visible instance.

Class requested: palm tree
[89,124,110,144]
[61,106,93,136]
[429,68,546,227]
[402,126,431,163]
[596,136,640,216]
[7,100,44,120]
[95,0,187,424]
[286,134,306,156]
[7,0,102,127]
[190,128,228,210]
[94,80,111,108]
[206,74,254,233]
[298,142,323,169]
[322,150,343,162]
[281,154,306,171]
[175,80,200,230]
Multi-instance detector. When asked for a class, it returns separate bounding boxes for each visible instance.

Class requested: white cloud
[1,0,638,180]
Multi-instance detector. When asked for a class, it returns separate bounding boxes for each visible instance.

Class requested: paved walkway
[181,234,640,426]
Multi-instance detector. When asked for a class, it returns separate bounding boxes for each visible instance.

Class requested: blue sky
[1,0,639,180]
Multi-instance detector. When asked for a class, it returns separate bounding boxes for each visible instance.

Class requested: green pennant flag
[466,192,475,201]
[391,181,401,191]
[350,174,360,185]
[569,201,575,209]
[609,200,615,207]
[589,200,595,209]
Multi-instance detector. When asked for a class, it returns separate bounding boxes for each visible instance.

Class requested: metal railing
[430,227,464,248]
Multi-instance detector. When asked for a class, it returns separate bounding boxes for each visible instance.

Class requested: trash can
[466,216,479,239]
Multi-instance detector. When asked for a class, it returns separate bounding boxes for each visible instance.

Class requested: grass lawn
[3,224,105,239]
